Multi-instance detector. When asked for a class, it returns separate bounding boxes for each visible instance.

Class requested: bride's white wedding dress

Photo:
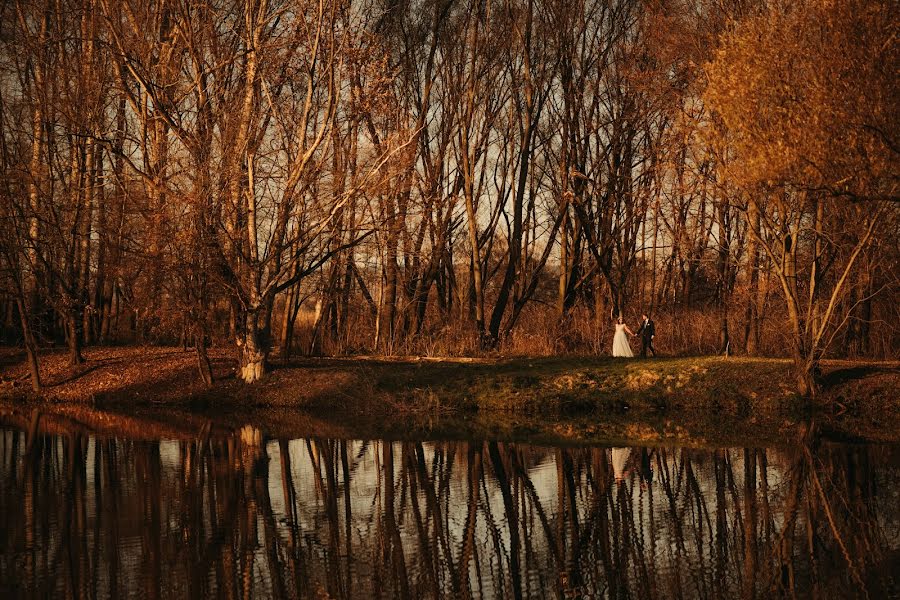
[612,323,634,357]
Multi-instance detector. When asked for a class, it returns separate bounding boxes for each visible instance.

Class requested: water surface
[0,421,898,598]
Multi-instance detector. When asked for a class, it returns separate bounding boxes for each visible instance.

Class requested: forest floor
[0,346,898,444]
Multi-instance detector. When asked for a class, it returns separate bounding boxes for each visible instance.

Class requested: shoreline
[0,400,877,448]
[1,346,898,443]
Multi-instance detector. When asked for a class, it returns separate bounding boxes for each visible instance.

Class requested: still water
[0,423,898,599]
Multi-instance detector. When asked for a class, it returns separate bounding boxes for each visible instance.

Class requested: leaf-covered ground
[0,346,237,403]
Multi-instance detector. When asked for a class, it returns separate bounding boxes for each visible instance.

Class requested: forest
[0,0,897,396]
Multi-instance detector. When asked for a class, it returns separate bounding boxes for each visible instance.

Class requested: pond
[0,419,898,599]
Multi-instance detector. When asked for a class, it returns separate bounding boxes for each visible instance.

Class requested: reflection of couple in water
[612,313,656,358]
[611,447,654,485]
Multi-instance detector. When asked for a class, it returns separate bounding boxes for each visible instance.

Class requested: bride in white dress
[612,316,636,357]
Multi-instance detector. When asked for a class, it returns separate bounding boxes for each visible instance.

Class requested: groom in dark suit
[637,313,656,358]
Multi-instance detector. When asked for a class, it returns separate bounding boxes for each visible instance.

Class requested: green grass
[375,356,800,417]
[4,351,895,444]
[305,355,895,444]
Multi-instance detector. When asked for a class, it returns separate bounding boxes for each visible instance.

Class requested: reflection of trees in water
[0,429,897,599]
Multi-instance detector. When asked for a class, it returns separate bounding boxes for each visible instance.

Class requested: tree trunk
[593,271,609,340]
[379,240,399,353]
[463,189,485,345]
[92,142,107,345]
[16,298,42,392]
[608,280,623,320]
[66,307,84,366]
[279,285,296,356]
[195,328,213,387]
[716,198,731,355]
[720,309,730,356]
[340,256,355,341]
[650,200,659,313]
[744,200,760,355]
[488,4,535,348]
[80,138,95,346]
[809,198,825,337]
[237,303,271,384]
[795,356,821,398]
[858,282,872,355]
[101,86,126,345]
[2,301,12,344]
[558,207,568,319]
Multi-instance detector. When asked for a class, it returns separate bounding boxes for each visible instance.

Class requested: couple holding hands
[612,313,656,358]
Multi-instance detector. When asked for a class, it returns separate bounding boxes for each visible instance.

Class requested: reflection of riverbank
[1,422,897,599]
[0,400,862,449]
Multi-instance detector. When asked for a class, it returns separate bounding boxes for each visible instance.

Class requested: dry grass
[285,301,898,361]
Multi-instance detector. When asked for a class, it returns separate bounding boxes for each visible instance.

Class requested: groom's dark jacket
[637,319,655,341]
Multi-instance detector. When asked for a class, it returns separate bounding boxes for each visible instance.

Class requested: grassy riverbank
[1,347,898,443]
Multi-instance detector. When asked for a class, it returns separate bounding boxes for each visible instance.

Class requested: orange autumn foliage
[704,0,898,201]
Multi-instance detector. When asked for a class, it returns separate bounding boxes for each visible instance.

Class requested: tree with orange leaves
[705,0,899,394]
